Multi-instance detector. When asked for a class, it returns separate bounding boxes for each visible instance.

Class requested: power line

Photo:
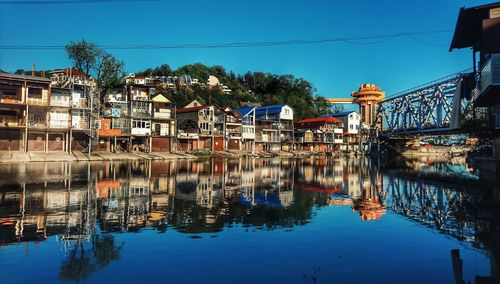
[0,30,452,50]
[0,0,160,4]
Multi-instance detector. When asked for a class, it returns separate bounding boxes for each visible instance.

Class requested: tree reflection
[59,234,123,282]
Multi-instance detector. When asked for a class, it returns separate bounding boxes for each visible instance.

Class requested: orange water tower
[351,84,385,125]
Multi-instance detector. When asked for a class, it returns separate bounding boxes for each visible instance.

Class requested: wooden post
[69,129,72,153]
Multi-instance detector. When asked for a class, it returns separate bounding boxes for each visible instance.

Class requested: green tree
[96,51,125,92]
[65,40,125,93]
[65,40,100,75]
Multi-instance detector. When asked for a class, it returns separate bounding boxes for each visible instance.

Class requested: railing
[480,54,500,94]
[153,112,171,119]
[226,118,242,124]
[131,110,151,118]
[178,132,199,138]
[72,98,89,108]
[0,96,23,104]
[27,98,49,106]
[50,99,71,107]
[72,120,90,129]
[28,119,47,127]
[50,120,71,128]
[131,128,151,136]
[256,135,279,142]
[0,116,24,127]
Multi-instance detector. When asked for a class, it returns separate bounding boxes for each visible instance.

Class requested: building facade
[294,116,344,152]
[254,104,294,152]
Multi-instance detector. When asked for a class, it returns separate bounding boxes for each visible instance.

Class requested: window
[350,125,353,129]
[28,88,42,99]
[132,119,150,129]
[494,105,500,129]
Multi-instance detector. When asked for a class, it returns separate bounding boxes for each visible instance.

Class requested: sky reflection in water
[0,157,498,284]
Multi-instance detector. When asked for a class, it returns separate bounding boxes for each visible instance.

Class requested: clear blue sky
[0,0,491,101]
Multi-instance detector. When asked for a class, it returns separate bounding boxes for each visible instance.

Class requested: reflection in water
[0,157,498,283]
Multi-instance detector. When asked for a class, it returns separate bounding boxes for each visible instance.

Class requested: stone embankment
[0,151,197,163]
[0,149,350,163]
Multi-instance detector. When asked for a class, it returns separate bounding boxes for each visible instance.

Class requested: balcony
[72,98,89,108]
[131,128,151,136]
[227,132,242,138]
[178,132,199,139]
[50,120,71,129]
[50,98,71,108]
[0,116,24,127]
[28,119,47,128]
[0,90,24,104]
[72,119,90,130]
[480,54,500,95]
[153,111,172,120]
[27,98,49,106]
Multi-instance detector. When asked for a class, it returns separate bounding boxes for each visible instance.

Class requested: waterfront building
[98,86,130,152]
[0,73,45,151]
[449,3,500,183]
[294,116,344,152]
[129,83,153,151]
[330,111,362,145]
[176,100,226,151]
[151,94,176,152]
[254,104,294,152]
[238,106,256,152]
[223,106,243,150]
[449,2,500,158]
[0,71,94,153]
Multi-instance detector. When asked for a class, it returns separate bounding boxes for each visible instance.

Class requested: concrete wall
[27,132,45,151]
[214,137,224,151]
[47,133,64,151]
[228,138,240,150]
[151,137,171,152]
[0,129,21,151]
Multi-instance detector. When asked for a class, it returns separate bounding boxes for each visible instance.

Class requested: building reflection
[0,157,498,282]
[295,157,386,221]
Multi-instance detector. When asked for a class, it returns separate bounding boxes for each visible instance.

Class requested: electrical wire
[0,30,452,50]
[0,0,160,4]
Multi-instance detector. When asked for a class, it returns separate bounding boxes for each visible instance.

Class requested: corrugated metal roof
[255,104,287,115]
[449,2,500,52]
[238,107,256,116]
[329,111,356,117]
[0,72,51,82]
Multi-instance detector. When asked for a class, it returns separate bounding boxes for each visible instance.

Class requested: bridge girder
[375,72,473,136]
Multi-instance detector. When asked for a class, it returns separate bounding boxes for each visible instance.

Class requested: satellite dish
[129,73,135,78]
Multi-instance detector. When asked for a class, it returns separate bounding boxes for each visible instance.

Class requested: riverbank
[0,151,198,163]
[0,149,352,163]
[398,145,472,157]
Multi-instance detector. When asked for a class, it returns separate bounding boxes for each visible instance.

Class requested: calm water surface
[0,157,499,284]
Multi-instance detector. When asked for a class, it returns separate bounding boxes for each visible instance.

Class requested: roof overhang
[449,3,500,53]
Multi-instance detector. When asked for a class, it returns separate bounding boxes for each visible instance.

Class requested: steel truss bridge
[375,70,484,136]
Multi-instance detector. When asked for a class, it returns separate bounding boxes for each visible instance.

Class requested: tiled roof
[295,116,342,129]
[176,105,208,114]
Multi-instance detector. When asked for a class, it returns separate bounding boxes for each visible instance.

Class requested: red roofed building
[176,100,226,151]
[294,116,344,152]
